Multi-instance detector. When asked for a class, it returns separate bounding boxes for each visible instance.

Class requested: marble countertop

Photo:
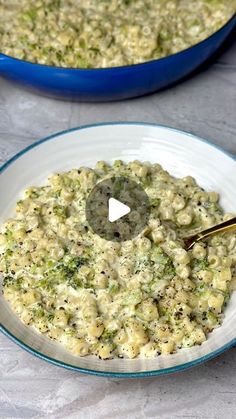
[0,38,236,419]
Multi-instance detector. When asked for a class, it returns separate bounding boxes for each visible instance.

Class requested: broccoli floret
[192,257,209,271]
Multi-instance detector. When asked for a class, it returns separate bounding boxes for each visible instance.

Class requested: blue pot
[0,14,235,102]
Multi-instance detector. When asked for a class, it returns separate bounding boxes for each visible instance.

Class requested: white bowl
[0,122,235,377]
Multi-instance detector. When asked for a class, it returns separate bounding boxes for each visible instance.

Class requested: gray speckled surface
[0,39,236,419]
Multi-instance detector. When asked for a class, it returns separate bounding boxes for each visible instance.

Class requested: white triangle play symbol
[108,198,131,223]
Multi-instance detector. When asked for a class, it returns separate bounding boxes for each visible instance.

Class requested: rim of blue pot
[0,121,235,377]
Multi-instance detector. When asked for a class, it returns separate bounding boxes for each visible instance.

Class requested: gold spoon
[184,216,236,250]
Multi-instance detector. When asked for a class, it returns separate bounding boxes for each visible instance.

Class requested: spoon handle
[185,216,236,250]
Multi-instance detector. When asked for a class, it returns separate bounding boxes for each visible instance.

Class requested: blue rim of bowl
[0,13,235,71]
[0,122,235,377]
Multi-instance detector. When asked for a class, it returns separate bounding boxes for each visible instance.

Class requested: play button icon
[86,176,150,242]
[108,198,130,222]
